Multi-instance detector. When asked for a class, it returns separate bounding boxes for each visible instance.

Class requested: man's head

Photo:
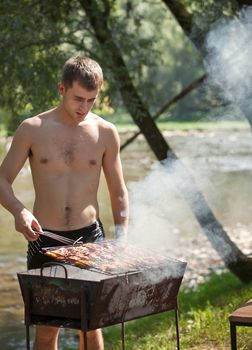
[61,56,103,91]
[58,57,103,124]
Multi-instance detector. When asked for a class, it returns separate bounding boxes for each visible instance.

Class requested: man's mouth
[76,111,85,118]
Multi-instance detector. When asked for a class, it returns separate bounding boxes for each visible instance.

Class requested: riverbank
[2,125,251,290]
[169,222,252,289]
[1,123,252,349]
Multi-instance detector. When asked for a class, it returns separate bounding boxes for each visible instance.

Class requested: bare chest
[30,127,104,170]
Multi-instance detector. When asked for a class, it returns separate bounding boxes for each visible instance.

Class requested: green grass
[100,113,249,133]
[115,120,249,133]
[156,120,249,132]
[99,272,252,350]
[92,108,250,133]
[0,115,249,136]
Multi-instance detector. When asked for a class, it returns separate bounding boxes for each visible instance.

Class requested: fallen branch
[120,74,207,151]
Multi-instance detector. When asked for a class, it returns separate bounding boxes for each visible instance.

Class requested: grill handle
[40,262,68,279]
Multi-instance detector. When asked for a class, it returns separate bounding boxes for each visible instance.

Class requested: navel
[89,159,97,166]
[64,206,72,226]
[40,157,49,164]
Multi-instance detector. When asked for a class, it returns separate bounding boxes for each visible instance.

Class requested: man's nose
[79,100,88,110]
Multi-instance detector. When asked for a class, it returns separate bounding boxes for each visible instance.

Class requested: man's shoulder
[91,112,117,133]
[19,109,55,129]
[90,114,120,149]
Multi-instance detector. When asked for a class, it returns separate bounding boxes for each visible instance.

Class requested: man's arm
[0,120,42,240]
[102,124,129,241]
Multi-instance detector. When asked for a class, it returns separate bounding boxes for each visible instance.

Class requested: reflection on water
[1,129,252,349]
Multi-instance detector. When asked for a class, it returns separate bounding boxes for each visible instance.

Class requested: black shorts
[27,219,105,270]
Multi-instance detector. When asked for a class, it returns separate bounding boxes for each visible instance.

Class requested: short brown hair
[62,56,103,91]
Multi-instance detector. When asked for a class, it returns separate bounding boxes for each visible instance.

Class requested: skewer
[42,231,74,244]
[73,236,83,245]
[34,230,76,245]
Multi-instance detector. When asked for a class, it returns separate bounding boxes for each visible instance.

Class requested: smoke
[128,162,180,251]
[204,6,252,123]
[126,145,242,282]
[127,158,208,281]
[126,8,252,283]
[141,257,187,285]
[127,158,208,250]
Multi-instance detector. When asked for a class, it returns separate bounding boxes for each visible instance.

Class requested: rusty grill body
[17,243,186,349]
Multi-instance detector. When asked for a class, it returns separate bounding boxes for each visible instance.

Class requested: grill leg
[24,287,31,350]
[83,331,88,350]
[25,324,30,350]
[80,292,88,350]
[230,322,237,350]
[121,322,125,350]
[175,308,180,350]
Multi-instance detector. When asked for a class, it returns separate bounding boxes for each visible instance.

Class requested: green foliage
[0,0,71,130]
[109,1,206,117]
[183,0,237,27]
[0,0,238,133]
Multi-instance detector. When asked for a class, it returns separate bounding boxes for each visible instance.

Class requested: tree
[162,0,252,128]
[0,0,72,133]
[79,0,172,160]
[162,0,239,51]
[78,0,252,282]
[1,0,251,282]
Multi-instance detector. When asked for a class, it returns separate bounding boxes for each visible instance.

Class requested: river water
[1,128,252,349]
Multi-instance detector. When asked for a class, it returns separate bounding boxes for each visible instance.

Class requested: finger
[26,226,39,241]
[20,230,34,242]
[31,218,42,233]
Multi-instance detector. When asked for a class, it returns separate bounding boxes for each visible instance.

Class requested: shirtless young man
[0,56,129,350]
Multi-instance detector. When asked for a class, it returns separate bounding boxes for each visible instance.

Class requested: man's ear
[58,82,65,96]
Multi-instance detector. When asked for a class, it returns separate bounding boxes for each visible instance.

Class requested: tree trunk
[79,0,252,282]
[237,0,252,7]
[160,0,252,281]
[167,158,252,282]
[161,0,204,50]
[79,0,169,161]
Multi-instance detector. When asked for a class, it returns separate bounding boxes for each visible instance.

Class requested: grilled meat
[44,241,170,273]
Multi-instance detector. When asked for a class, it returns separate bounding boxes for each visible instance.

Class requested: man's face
[58,81,99,123]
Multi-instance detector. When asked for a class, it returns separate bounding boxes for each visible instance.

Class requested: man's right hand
[15,208,42,241]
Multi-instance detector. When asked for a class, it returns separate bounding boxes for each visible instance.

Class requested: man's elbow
[0,174,13,186]
[118,187,129,206]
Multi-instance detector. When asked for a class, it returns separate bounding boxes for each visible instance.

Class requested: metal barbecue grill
[17,241,187,350]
